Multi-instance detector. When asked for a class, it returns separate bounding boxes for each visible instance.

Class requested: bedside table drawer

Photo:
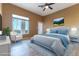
[70,37,79,43]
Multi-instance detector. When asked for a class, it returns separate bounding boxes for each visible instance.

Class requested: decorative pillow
[50,28,58,33]
[57,27,69,35]
[49,27,69,35]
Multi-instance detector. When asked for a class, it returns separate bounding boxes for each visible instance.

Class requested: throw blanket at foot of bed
[31,35,66,56]
[43,33,70,48]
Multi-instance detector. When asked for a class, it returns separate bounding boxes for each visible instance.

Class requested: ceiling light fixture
[45,6,49,9]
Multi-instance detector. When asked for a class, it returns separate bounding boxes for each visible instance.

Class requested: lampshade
[46,28,50,32]
[70,27,77,35]
[0,31,2,35]
[71,27,77,32]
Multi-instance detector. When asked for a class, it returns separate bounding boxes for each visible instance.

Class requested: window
[12,14,29,35]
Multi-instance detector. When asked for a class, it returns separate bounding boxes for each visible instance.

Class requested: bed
[29,26,79,56]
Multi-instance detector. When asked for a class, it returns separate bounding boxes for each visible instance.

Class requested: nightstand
[70,37,79,43]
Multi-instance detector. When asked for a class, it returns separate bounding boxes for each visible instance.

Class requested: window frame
[12,14,30,35]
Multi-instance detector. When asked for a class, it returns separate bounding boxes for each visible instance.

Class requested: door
[38,22,43,34]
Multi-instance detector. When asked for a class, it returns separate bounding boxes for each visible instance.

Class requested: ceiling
[12,3,77,16]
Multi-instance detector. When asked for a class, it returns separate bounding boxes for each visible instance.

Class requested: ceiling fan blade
[47,3,55,5]
[43,8,46,11]
[38,5,43,7]
[49,6,53,9]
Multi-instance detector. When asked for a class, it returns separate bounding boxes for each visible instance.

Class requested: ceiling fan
[38,3,55,11]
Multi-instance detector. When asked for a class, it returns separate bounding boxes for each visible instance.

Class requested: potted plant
[2,27,11,40]
[2,27,11,36]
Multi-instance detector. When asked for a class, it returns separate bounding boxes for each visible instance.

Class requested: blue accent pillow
[50,29,58,33]
[49,27,69,35]
[57,27,69,35]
